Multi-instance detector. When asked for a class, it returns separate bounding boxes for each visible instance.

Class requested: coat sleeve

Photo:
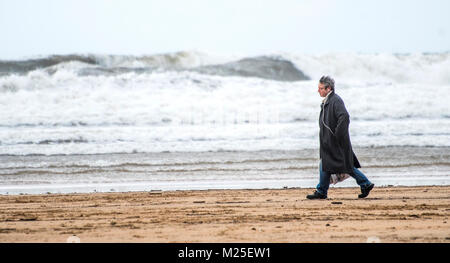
[333,98,350,139]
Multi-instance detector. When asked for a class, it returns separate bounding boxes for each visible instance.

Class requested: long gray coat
[319,92,361,173]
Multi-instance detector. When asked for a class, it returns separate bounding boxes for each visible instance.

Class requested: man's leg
[349,167,372,188]
[349,167,374,198]
[316,161,331,196]
[307,161,329,199]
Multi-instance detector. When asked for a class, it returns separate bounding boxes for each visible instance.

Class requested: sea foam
[0,51,449,155]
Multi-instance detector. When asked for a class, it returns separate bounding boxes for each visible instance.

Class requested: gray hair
[319,75,335,91]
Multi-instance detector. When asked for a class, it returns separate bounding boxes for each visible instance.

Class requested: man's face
[318,83,331,97]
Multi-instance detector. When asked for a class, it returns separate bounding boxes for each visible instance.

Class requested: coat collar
[322,91,335,106]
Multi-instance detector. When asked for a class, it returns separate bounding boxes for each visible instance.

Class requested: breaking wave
[3,51,450,84]
[0,52,310,82]
[1,51,449,155]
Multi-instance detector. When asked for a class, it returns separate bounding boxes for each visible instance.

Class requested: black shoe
[358,183,374,198]
[306,191,327,200]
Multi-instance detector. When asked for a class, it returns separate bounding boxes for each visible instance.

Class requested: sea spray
[0,51,449,155]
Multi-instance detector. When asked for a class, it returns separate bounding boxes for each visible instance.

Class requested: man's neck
[323,90,333,103]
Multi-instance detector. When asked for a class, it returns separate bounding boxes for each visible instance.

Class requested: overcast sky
[1,0,449,59]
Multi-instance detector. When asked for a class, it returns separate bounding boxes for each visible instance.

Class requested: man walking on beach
[307,76,374,199]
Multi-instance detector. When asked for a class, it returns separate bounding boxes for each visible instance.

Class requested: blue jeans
[316,161,372,196]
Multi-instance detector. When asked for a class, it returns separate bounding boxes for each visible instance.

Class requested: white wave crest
[284,52,450,85]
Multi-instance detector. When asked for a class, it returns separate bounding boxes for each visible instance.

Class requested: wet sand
[0,185,449,243]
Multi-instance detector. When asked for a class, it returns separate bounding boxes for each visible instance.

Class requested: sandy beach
[0,185,449,243]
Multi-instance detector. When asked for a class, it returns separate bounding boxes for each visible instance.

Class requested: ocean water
[0,51,449,194]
